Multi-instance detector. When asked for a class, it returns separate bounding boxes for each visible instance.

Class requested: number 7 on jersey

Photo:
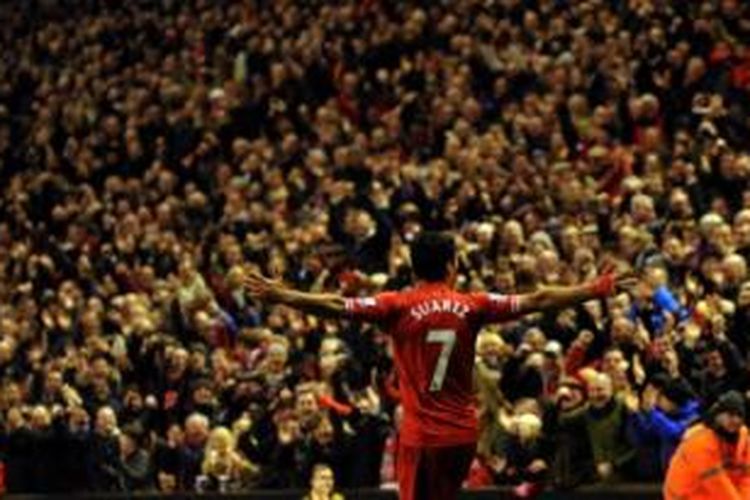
[427,329,456,392]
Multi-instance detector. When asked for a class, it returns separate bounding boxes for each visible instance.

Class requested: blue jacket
[630,285,689,334]
[630,400,701,472]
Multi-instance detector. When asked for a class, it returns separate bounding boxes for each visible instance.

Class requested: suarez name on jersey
[344,282,520,447]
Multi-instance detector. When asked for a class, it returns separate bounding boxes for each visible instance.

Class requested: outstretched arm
[514,273,636,316]
[244,270,346,317]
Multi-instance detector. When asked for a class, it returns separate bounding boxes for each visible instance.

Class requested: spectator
[304,463,345,500]
[118,422,153,492]
[697,341,746,405]
[199,426,256,492]
[551,378,596,490]
[346,387,390,487]
[179,413,210,491]
[55,406,94,493]
[502,402,551,497]
[583,374,637,483]
[90,406,122,492]
[4,408,32,493]
[664,391,750,499]
[630,266,689,335]
[628,377,700,476]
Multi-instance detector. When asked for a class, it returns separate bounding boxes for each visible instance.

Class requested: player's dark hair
[409,232,456,282]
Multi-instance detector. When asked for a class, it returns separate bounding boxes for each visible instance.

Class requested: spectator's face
[523,329,546,352]
[96,407,117,435]
[735,219,750,248]
[266,344,288,373]
[537,249,559,277]
[632,196,655,223]
[45,371,63,394]
[193,386,213,405]
[723,256,747,285]
[489,266,513,291]
[319,339,345,378]
[190,351,206,372]
[589,376,613,408]
[476,332,506,366]
[277,415,300,440]
[158,472,177,493]
[184,419,209,447]
[709,224,734,254]
[178,259,197,282]
[31,406,51,430]
[603,350,626,374]
[738,282,750,309]
[706,350,726,377]
[346,209,375,240]
[119,433,137,457]
[0,319,20,340]
[311,466,335,496]
[0,340,16,364]
[669,190,692,218]
[715,411,744,435]
[69,407,89,433]
[611,317,635,344]
[91,358,110,381]
[169,349,189,375]
[313,415,334,445]
[124,389,143,410]
[560,227,580,256]
[618,227,640,259]
[557,385,585,410]
[662,237,685,264]
[296,391,319,421]
[208,428,233,455]
[502,222,524,250]
[3,383,21,407]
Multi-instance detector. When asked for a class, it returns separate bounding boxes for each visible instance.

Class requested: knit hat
[660,379,695,408]
[648,373,670,391]
[710,391,746,418]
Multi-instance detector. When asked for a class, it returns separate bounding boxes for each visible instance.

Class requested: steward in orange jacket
[664,391,750,500]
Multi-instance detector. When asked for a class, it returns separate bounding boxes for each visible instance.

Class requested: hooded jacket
[664,423,750,500]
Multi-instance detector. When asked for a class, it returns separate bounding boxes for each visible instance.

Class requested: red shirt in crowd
[344,282,521,447]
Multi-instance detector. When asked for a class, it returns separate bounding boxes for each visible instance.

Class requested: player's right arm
[244,268,346,317]
[243,268,396,322]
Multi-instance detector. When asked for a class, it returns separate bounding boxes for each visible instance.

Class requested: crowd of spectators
[1,0,750,495]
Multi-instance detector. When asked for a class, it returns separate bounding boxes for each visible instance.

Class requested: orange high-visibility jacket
[664,423,750,500]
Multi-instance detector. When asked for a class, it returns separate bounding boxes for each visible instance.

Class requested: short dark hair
[409,232,456,282]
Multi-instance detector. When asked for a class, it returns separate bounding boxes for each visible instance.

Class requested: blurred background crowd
[1,0,750,495]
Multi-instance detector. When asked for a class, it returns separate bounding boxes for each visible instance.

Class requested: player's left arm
[515,273,636,316]
[244,268,346,317]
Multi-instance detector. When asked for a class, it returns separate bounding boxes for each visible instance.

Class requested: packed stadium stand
[0,0,749,497]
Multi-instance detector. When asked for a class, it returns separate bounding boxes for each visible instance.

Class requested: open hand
[623,391,640,413]
[243,268,284,302]
[614,272,639,294]
[590,269,638,297]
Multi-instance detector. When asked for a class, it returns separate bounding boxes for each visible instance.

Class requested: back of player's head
[410,231,456,282]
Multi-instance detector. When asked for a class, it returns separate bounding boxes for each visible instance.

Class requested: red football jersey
[344,282,521,447]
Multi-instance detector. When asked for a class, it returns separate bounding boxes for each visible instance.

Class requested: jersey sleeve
[343,292,399,323]
[472,292,522,323]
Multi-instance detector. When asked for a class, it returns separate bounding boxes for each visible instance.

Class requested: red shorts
[397,442,476,500]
